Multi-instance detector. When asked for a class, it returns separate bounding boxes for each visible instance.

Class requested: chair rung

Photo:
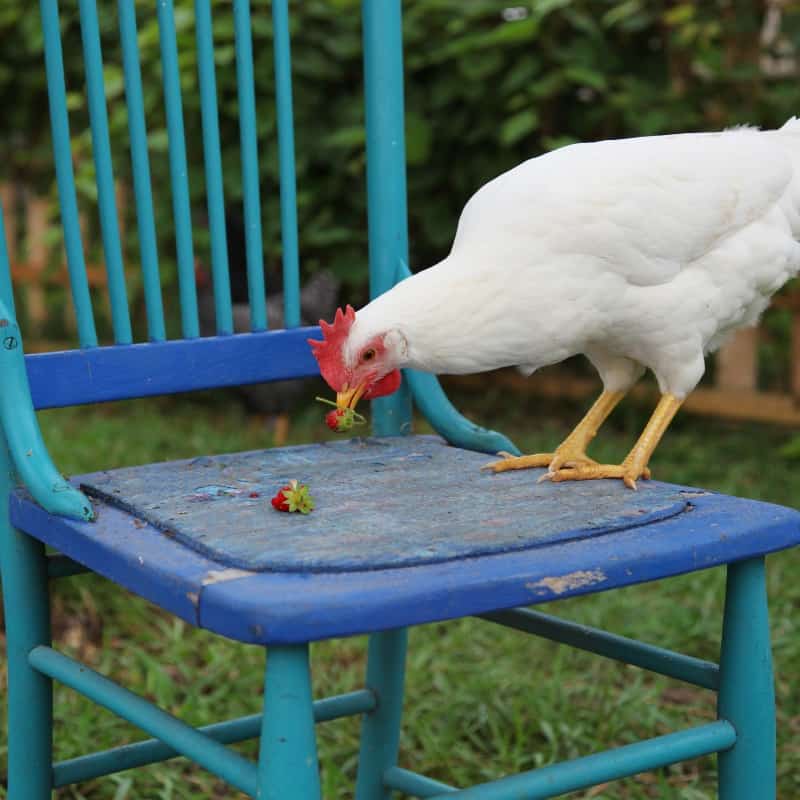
[29,646,257,796]
[47,553,90,578]
[477,608,719,690]
[52,688,376,787]
[385,721,736,800]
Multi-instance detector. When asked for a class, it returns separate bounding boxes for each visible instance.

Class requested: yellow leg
[547,393,683,490]
[483,390,626,474]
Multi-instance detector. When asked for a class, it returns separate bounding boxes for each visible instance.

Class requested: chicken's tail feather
[780,116,800,135]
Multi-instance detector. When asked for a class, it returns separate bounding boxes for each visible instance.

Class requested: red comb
[308,305,356,389]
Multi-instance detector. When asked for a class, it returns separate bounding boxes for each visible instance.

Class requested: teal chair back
[0,0,518,524]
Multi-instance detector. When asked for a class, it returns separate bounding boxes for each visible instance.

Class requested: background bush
[1,0,799,294]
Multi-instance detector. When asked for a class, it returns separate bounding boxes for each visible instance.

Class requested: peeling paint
[201,567,255,586]
[527,569,607,595]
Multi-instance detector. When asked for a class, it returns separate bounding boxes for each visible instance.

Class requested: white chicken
[310,120,800,488]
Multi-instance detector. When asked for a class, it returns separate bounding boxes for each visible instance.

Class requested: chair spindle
[0,200,17,318]
[233,0,268,331]
[272,0,301,329]
[119,0,166,342]
[156,0,200,339]
[195,0,233,336]
[39,0,98,348]
[78,0,133,345]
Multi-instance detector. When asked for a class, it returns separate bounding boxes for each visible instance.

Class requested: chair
[1,2,798,798]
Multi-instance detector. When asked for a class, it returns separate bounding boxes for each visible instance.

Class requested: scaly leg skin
[545,393,684,490]
[482,390,625,474]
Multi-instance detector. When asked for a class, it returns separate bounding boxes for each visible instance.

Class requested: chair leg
[0,525,53,799]
[355,627,408,800]
[717,557,775,800]
[257,643,321,800]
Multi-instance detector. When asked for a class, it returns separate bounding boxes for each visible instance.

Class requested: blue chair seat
[11,435,800,645]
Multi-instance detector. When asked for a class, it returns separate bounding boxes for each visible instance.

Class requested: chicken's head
[308,305,403,411]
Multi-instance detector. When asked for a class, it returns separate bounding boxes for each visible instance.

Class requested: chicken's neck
[351,255,571,376]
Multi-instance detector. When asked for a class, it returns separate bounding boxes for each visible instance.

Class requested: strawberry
[271,480,315,514]
[317,396,366,433]
[325,408,355,432]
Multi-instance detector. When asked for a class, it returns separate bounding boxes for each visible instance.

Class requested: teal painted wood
[53,689,375,787]
[403,721,735,799]
[78,0,132,345]
[234,0,268,331]
[118,0,166,342]
[195,0,234,336]
[355,629,408,800]
[362,0,413,436]
[0,200,16,316]
[272,0,301,330]
[0,300,93,520]
[395,258,519,455]
[29,645,258,795]
[479,608,719,690]
[258,644,321,799]
[0,444,53,800]
[157,0,200,339]
[39,0,97,348]
[718,557,776,799]
[383,767,455,798]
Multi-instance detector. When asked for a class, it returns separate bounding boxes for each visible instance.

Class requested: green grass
[2,386,800,799]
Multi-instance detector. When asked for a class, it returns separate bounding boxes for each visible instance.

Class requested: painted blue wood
[75,436,691,572]
[157,0,199,339]
[118,0,166,342]
[384,721,736,799]
[40,0,97,348]
[53,689,375,787]
[0,443,53,800]
[478,608,719,690]
[718,557,776,799]
[78,0,132,345]
[195,0,234,336]
[272,0,301,330]
[233,0,268,331]
[0,199,16,316]
[29,645,258,795]
[0,303,93,520]
[24,326,320,410]
[10,436,800,644]
[355,629,408,800]
[362,0,413,436]
[258,644,321,799]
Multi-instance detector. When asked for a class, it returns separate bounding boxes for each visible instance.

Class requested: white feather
[351,122,800,398]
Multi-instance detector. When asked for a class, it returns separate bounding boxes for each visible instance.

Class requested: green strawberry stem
[314,396,367,425]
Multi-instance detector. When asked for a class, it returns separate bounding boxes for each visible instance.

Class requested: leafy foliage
[2,1,800,290]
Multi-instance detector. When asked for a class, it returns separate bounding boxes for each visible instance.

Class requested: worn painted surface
[78,436,689,572]
[10,435,800,644]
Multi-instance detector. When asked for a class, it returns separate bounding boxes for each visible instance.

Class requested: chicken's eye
[361,348,376,362]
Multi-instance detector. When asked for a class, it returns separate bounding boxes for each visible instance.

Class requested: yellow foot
[482,450,598,474]
[542,462,652,490]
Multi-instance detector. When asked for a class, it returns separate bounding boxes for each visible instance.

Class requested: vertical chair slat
[0,200,16,316]
[233,0,267,331]
[39,0,98,348]
[272,0,301,329]
[195,0,233,335]
[118,0,166,342]
[78,0,132,345]
[157,0,200,339]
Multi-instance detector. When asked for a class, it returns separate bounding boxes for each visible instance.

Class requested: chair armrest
[0,300,94,522]
[395,260,521,457]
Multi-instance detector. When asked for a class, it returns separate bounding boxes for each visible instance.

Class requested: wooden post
[716,328,758,392]
[25,196,50,333]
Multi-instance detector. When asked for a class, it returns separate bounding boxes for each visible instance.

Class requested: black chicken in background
[197,209,340,442]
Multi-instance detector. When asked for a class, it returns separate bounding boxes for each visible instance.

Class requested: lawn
[2,380,799,799]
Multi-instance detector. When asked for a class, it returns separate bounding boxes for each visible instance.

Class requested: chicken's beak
[336,383,367,411]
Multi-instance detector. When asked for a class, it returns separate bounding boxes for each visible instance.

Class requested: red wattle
[364,369,402,399]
